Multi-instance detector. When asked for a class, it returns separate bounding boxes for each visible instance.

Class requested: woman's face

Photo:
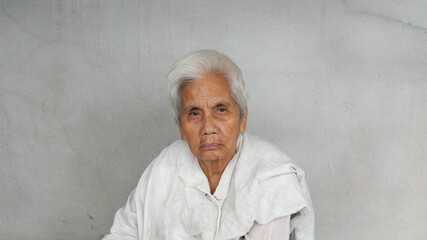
[178,74,247,163]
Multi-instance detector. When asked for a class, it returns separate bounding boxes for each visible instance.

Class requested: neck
[198,156,233,194]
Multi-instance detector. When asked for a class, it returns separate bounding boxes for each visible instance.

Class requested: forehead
[180,74,234,106]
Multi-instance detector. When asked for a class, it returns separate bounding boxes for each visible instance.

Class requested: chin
[197,152,223,161]
[199,150,234,162]
[198,156,221,162]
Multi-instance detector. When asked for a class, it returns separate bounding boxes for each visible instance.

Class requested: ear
[176,121,187,140]
[240,106,248,133]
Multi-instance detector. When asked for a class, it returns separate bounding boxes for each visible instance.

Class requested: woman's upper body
[103,50,314,239]
[102,133,314,240]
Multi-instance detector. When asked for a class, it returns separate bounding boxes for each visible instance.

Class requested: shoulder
[135,139,188,188]
[146,139,188,169]
[239,133,311,199]
[129,139,192,207]
[235,134,313,224]
[239,133,298,181]
[222,134,313,229]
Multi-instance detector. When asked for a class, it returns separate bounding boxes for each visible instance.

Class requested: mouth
[201,143,220,150]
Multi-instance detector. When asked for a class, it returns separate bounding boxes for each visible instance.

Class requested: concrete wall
[1,0,426,239]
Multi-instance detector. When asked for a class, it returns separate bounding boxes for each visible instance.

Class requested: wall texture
[0,0,426,239]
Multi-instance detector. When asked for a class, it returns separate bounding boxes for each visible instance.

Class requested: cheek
[187,132,201,147]
[225,119,241,134]
[222,123,241,144]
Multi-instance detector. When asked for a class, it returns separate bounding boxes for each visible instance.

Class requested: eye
[190,111,199,116]
[218,108,226,112]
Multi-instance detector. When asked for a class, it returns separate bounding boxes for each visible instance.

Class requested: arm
[245,216,291,240]
[244,211,314,240]
[102,189,139,240]
[102,163,154,240]
[252,168,315,240]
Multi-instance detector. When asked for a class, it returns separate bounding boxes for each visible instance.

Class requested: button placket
[203,192,222,235]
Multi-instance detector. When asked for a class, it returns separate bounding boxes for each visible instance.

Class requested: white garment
[245,216,290,240]
[103,133,314,240]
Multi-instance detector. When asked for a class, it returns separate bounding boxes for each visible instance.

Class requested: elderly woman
[103,50,314,240]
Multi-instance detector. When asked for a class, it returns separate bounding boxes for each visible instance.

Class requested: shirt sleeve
[244,210,314,240]
[254,168,315,240]
[102,162,154,240]
[244,216,291,240]
[102,188,139,240]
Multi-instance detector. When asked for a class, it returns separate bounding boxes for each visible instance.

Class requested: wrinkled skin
[177,73,247,193]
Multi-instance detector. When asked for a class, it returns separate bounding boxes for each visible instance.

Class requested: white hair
[168,50,248,125]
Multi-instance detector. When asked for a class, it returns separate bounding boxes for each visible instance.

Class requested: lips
[201,143,220,150]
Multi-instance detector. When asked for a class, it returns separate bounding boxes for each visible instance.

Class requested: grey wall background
[1,0,426,239]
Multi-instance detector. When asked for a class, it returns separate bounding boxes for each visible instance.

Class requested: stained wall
[1,1,426,239]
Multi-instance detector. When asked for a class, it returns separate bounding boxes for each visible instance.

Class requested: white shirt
[103,133,315,240]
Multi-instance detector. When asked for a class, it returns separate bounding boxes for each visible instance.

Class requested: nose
[201,113,218,135]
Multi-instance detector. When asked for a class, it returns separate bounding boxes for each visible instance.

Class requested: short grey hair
[168,50,248,124]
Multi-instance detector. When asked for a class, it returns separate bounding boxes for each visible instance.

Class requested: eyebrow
[182,101,232,113]
[189,106,201,112]
[214,102,230,108]
[182,106,201,113]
